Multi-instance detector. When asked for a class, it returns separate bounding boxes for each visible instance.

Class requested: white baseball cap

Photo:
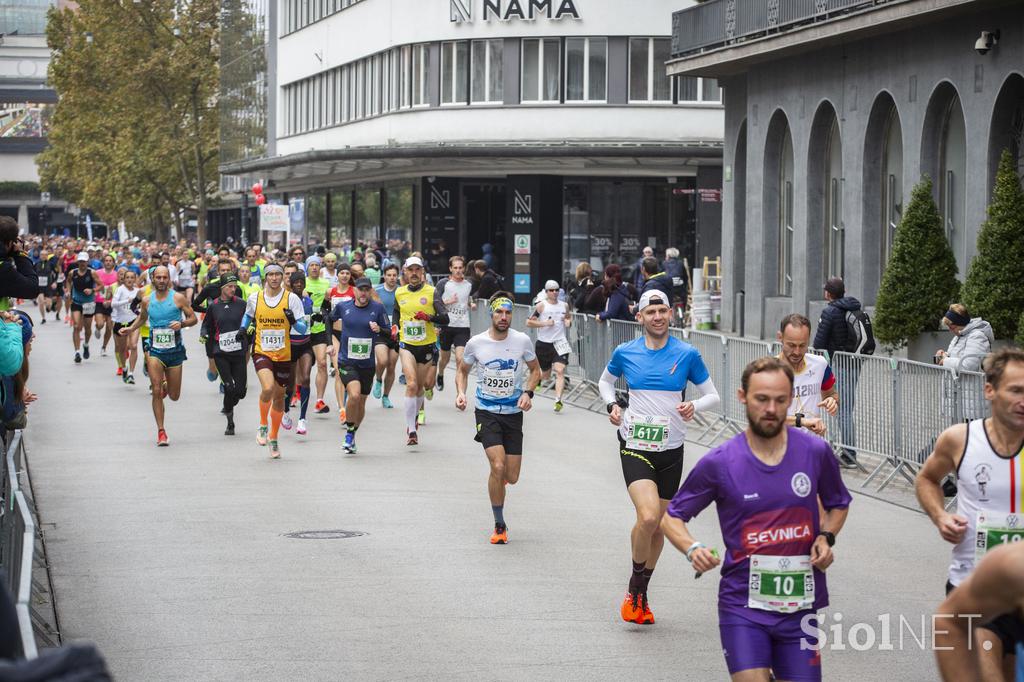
[404,256,424,268]
[544,280,559,291]
[76,251,89,262]
[637,289,670,312]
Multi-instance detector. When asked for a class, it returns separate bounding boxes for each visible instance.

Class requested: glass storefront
[562,178,697,281]
[385,187,414,260]
[329,189,352,250]
[291,184,415,258]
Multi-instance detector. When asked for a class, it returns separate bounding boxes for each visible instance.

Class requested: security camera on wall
[975,30,999,55]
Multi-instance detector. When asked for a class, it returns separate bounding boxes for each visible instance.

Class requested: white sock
[405,397,418,432]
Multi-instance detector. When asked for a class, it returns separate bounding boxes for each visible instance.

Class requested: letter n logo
[450,0,472,22]
[430,187,451,209]
[514,189,532,216]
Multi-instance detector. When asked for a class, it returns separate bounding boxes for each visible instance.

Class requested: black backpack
[844,309,875,355]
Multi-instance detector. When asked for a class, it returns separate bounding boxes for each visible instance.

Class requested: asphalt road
[22,314,952,681]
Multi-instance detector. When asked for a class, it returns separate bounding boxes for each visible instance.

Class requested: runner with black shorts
[394,256,448,445]
[69,252,102,363]
[598,289,720,624]
[527,280,572,412]
[435,256,474,392]
[456,292,541,544]
[303,257,332,416]
[332,277,391,453]
[661,356,851,680]
[916,347,1024,678]
[110,269,141,383]
[283,270,315,435]
[372,264,401,409]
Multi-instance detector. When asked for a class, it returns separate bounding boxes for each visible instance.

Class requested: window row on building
[281,37,722,137]
[281,0,365,36]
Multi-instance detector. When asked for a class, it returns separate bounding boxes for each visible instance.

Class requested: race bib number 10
[748,554,814,613]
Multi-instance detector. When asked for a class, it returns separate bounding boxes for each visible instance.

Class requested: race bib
[218,330,242,353]
[347,337,371,360]
[975,512,1024,561]
[331,296,344,308]
[748,554,815,613]
[151,327,176,351]
[448,305,469,327]
[81,302,96,315]
[553,338,572,356]
[481,368,516,399]
[625,414,670,452]
[38,275,47,286]
[403,320,427,342]
[260,329,286,352]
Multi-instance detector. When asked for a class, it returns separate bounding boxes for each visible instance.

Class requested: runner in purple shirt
[662,356,852,682]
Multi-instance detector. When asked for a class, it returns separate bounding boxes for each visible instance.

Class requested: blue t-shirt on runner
[374,284,398,326]
[605,335,710,449]
[332,300,389,368]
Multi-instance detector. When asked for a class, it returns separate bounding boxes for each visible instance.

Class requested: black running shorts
[400,343,436,366]
[339,362,375,395]
[535,340,569,371]
[474,409,524,455]
[618,434,685,500]
[439,327,471,351]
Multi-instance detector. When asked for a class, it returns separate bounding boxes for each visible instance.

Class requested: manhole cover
[284,530,367,540]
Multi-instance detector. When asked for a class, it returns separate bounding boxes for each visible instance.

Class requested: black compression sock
[629,560,645,594]
[641,567,654,593]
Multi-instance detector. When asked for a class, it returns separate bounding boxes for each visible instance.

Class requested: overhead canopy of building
[219,140,723,193]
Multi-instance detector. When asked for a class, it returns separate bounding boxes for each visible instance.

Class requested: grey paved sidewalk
[24,318,950,680]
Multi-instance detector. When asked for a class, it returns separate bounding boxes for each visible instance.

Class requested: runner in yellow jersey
[394,256,449,446]
[241,263,309,459]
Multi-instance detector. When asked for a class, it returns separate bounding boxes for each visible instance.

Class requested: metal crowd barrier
[468,300,990,496]
[1,430,42,659]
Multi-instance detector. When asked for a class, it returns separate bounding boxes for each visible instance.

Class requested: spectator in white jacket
[935,304,994,372]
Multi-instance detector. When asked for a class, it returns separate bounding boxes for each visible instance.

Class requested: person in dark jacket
[472,260,501,300]
[595,264,634,322]
[639,257,674,301]
[569,262,601,313]
[630,246,654,290]
[662,247,686,304]
[0,216,40,306]
[813,276,861,467]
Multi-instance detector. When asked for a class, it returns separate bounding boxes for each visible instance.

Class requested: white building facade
[220,0,725,298]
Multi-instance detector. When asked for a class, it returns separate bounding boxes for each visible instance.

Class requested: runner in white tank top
[776,314,838,438]
[916,348,1024,670]
[526,280,572,412]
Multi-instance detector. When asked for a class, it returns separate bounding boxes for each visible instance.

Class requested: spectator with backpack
[813,277,875,468]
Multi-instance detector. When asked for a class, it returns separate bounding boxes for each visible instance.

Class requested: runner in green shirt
[304,257,332,414]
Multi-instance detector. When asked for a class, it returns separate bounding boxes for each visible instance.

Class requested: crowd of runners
[11,232,1024,681]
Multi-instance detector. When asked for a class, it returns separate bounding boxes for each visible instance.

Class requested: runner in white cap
[526,279,572,412]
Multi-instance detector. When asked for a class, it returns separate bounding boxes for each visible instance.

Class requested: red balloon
[254,193,266,206]
[252,182,263,195]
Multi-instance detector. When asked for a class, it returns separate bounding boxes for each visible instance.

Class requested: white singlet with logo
[536,300,568,345]
[949,419,1024,586]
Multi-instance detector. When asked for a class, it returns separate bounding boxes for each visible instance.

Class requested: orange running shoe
[157,429,169,447]
[639,594,655,624]
[116,367,123,376]
[620,591,642,623]
[337,406,347,424]
[489,523,508,544]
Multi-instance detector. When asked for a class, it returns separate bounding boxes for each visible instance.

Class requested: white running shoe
[296,419,307,435]
[281,413,293,430]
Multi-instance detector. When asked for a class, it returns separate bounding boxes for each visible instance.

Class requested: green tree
[1016,311,1024,348]
[40,0,219,241]
[962,149,1024,339]
[874,177,960,349]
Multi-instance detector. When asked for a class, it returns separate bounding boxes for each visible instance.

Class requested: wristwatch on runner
[817,531,836,547]
[524,390,535,398]
[794,412,804,428]
[606,402,616,414]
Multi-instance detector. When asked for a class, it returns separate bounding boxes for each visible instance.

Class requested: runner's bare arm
[525,303,544,327]
[935,543,1024,681]
[915,423,970,542]
[661,514,721,573]
[175,293,197,328]
[123,297,149,334]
